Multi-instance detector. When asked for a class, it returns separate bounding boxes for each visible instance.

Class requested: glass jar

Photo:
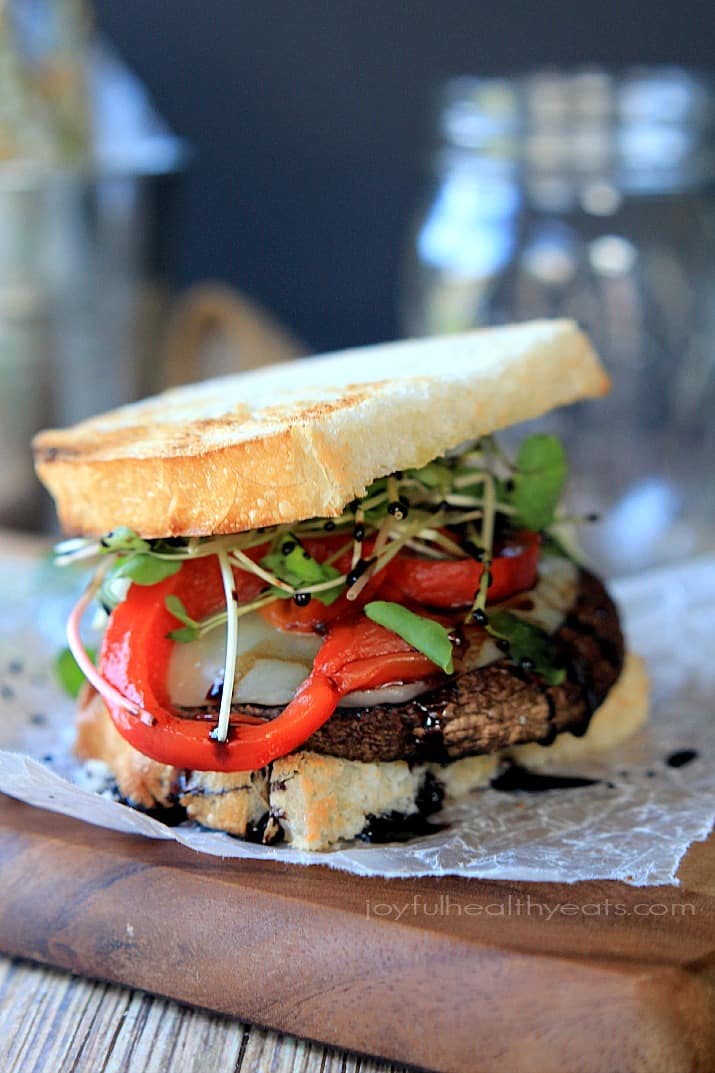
[401,68,715,575]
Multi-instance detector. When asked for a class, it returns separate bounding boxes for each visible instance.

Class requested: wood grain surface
[1,794,714,1073]
[0,955,411,1073]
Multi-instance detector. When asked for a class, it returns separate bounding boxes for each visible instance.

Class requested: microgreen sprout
[53,435,578,658]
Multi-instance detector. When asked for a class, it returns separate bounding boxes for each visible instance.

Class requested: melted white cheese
[169,613,322,707]
[168,557,579,708]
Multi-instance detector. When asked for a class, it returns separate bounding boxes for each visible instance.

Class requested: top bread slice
[33,319,609,538]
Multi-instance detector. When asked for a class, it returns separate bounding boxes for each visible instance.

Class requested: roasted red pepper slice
[99,558,438,771]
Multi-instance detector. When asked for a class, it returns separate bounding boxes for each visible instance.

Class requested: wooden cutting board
[0,793,714,1073]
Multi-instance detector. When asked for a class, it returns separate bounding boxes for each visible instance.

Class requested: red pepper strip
[313,617,438,693]
[99,559,439,772]
[387,530,541,608]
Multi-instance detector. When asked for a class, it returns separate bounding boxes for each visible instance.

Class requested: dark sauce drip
[491,763,601,793]
[243,812,285,844]
[413,697,450,764]
[115,792,188,827]
[417,770,445,814]
[359,771,447,843]
[359,813,448,843]
[666,749,698,768]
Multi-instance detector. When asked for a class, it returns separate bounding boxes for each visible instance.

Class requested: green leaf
[167,625,200,644]
[99,526,150,554]
[486,610,566,686]
[165,594,200,642]
[99,554,182,612]
[364,601,454,674]
[54,646,96,699]
[408,460,449,489]
[113,553,182,587]
[261,539,343,606]
[508,434,567,531]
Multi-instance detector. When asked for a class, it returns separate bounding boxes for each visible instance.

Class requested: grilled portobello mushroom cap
[232,569,623,765]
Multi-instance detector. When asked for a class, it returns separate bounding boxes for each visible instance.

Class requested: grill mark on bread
[33,321,609,536]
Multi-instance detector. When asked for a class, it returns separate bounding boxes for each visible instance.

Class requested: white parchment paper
[0,549,713,885]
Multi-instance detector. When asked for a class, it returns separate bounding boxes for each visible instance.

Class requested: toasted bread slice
[34,319,608,537]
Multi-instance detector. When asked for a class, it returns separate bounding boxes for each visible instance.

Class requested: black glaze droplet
[324,519,336,531]
[281,541,296,555]
[349,498,360,513]
[293,592,312,607]
[1,683,15,700]
[353,524,365,542]
[346,560,368,587]
[30,713,47,726]
[491,763,601,793]
[7,660,22,675]
[666,749,698,769]
[472,608,488,626]
[495,639,511,653]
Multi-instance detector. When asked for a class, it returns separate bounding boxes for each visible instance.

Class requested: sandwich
[33,320,649,850]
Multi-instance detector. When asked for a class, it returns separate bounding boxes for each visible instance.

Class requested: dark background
[95,1,714,353]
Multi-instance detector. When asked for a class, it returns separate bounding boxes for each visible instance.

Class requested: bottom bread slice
[76,653,648,851]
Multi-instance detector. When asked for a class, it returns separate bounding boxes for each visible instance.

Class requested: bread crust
[34,320,609,537]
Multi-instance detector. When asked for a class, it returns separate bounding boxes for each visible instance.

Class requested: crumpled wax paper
[0,548,713,885]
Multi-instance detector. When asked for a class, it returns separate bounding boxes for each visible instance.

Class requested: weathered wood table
[0,953,407,1073]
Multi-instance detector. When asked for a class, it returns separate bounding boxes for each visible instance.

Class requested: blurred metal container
[0,44,187,530]
[402,68,715,575]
